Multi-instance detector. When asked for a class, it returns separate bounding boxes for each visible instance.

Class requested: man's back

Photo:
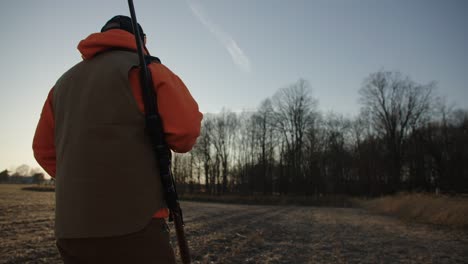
[53,50,165,239]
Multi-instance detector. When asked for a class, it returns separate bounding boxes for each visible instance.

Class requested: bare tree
[197,115,215,193]
[232,111,258,194]
[303,114,324,196]
[272,79,319,193]
[211,109,238,193]
[359,71,434,192]
[14,164,31,177]
[321,113,353,194]
[251,99,276,194]
[190,140,204,192]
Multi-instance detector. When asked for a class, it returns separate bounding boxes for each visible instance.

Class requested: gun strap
[142,57,180,213]
[142,55,161,116]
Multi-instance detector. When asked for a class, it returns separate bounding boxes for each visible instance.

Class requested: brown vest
[53,50,165,239]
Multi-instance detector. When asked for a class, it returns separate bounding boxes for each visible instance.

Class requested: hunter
[32,15,202,263]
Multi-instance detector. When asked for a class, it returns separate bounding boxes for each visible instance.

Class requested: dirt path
[1,185,467,263]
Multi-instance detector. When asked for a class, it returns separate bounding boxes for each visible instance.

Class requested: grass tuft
[355,193,468,228]
[21,185,55,192]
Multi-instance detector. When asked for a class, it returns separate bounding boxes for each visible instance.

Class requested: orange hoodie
[33,29,203,218]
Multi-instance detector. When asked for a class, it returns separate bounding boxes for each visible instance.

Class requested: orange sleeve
[32,88,56,177]
[152,208,169,218]
[151,64,203,153]
[129,63,203,153]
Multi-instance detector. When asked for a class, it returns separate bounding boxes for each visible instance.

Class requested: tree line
[173,70,468,196]
[0,165,46,184]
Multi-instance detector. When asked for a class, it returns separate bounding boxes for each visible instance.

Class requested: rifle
[127,1,191,263]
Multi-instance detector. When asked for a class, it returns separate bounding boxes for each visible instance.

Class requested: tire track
[176,205,289,263]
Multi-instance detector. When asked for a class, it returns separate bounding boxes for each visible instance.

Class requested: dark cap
[101,15,145,39]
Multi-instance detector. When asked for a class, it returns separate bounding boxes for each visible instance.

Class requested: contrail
[188,0,252,73]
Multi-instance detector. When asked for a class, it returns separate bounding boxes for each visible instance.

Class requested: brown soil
[1,184,467,264]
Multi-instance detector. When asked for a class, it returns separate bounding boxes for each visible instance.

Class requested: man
[32,15,203,263]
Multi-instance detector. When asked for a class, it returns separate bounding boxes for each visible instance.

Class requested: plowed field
[1,185,467,263]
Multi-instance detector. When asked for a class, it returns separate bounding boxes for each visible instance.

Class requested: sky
[0,0,467,174]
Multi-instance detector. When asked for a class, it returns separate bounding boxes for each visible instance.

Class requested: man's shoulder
[145,55,161,65]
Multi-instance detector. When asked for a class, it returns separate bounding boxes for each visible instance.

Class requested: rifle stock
[173,206,191,264]
[127,1,191,263]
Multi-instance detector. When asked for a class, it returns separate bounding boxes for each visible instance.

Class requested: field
[1,185,467,264]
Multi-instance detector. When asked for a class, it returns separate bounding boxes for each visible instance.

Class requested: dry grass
[355,193,468,228]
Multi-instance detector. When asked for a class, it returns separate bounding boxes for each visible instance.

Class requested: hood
[78,29,148,60]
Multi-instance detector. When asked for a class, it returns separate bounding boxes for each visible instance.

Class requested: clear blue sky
[0,0,467,173]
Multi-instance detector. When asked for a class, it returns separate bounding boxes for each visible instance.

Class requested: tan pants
[56,218,176,264]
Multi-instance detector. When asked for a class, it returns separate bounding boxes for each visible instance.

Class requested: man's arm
[151,64,203,152]
[129,63,203,153]
[32,88,56,177]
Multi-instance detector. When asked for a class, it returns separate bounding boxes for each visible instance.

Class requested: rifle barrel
[127,1,191,263]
